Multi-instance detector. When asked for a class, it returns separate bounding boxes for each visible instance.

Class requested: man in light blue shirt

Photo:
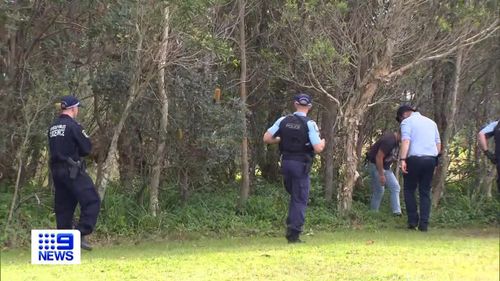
[263,93,325,243]
[478,119,499,192]
[397,105,441,231]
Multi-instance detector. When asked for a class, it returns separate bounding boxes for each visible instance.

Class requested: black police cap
[396,105,416,123]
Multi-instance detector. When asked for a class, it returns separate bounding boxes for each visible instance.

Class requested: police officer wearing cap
[478,119,500,192]
[263,93,325,243]
[48,95,100,250]
[396,105,441,232]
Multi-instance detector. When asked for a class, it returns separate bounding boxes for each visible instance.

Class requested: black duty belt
[50,162,69,169]
[281,153,313,163]
[51,159,85,179]
[408,156,437,160]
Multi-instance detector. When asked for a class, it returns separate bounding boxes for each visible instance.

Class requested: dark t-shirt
[367,132,398,170]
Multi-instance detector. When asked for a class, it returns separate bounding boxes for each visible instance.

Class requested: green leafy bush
[1,179,498,248]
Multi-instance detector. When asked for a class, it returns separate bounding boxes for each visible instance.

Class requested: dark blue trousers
[281,159,310,237]
[496,162,499,193]
[403,156,436,230]
[51,166,101,236]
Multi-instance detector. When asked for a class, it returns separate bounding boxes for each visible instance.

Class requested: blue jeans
[369,163,401,214]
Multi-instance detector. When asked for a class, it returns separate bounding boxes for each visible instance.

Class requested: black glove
[484,150,497,164]
[435,153,442,166]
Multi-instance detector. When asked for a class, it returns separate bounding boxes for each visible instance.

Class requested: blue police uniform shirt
[48,114,92,165]
[267,112,321,145]
[400,112,441,157]
[480,121,499,138]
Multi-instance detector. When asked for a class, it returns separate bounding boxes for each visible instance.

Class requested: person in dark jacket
[48,95,100,250]
[366,132,402,215]
[263,93,325,243]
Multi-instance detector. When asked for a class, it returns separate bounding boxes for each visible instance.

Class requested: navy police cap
[294,93,312,106]
[60,95,81,109]
[396,105,416,123]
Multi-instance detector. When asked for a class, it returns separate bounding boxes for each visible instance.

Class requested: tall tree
[432,48,464,207]
[238,0,250,210]
[272,0,499,214]
[97,2,163,199]
[149,6,171,216]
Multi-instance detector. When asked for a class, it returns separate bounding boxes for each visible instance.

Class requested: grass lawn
[1,228,498,281]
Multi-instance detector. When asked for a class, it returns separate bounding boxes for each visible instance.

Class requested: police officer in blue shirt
[263,93,325,243]
[396,105,441,232]
[478,119,500,192]
[48,96,100,250]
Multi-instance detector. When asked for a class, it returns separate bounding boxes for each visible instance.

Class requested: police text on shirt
[49,125,66,138]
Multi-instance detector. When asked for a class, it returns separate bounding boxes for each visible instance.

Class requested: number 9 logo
[56,234,74,250]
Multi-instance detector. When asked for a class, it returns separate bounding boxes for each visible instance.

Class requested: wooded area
[1,0,499,231]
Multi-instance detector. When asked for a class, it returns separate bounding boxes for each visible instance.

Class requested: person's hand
[401,160,408,174]
[379,174,386,185]
[436,153,442,166]
[484,150,497,164]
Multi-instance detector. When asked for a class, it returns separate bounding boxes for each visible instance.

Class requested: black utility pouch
[66,158,81,179]
[304,155,313,174]
[69,165,79,179]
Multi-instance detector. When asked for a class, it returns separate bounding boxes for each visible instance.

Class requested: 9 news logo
[31,230,81,264]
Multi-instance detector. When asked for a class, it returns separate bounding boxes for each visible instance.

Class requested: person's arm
[307,120,325,153]
[399,120,411,174]
[375,149,386,185]
[313,139,326,154]
[434,123,442,154]
[263,131,281,144]
[478,121,497,151]
[263,117,285,145]
[73,123,92,156]
[478,131,489,152]
[478,121,498,164]
[399,139,410,174]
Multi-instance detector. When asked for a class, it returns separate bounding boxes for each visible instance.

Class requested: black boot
[286,229,304,243]
[418,224,428,232]
[81,236,93,251]
[407,225,417,230]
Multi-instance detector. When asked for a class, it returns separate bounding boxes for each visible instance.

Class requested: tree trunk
[149,6,170,217]
[472,59,497,198]
[6,122,34,233]
[98,95,132,199]
[337,106,361,214]
[238,0,250,211]
[337,81,380,214]
[180,167,189,203]
[322,98,337,203]
[478,160,495,197]
[432,49,463,207]
[5,69,43,233]
[97,25,145,200]
[260,103,281,183]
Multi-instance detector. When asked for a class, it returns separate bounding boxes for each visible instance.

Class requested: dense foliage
[1,0,498,245]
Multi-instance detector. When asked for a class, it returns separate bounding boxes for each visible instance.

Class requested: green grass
[1,228,498,281]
